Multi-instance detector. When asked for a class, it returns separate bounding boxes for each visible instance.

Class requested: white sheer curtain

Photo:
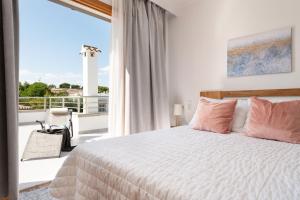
[109,0,128,136]
[109,0,170,136]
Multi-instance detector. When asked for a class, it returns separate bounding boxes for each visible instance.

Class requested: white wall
[19,111,108,137]
[73,114,108,135]
[167,0,300,121]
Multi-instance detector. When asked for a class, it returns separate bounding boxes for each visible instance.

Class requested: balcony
[19,95,111,190]
[19,95,109,135]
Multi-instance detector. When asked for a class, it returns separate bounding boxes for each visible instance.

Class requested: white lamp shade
[173,104,183,116]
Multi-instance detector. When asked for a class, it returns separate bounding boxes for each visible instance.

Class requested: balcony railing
[19,96,109,114]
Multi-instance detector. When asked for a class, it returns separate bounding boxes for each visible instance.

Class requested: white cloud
[20,67,110,87]
[98,65,110,77]
[20,69,82,86]
[20,65,111,87]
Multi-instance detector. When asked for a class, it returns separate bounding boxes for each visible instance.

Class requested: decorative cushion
[245,97,300,144]
[191,99,237,134]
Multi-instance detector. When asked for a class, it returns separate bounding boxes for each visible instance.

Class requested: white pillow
[231,99,249,133]
[263,97,300,102]
[189,98,249,133]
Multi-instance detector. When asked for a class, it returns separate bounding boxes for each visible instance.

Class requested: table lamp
[173,104,183,126]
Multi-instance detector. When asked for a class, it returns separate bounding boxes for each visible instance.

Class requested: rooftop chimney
[80,45,101,113]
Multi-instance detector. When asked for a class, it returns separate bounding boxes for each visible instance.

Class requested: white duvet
[49,126,300,200]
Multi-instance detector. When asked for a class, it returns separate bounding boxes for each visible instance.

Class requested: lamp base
[175,116,180,127]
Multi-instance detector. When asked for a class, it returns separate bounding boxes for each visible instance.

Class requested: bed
[49,88,300,200]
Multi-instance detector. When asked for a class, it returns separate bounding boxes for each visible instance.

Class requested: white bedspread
[49,126,300,200]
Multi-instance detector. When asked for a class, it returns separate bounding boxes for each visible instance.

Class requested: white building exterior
[81,45,101,114]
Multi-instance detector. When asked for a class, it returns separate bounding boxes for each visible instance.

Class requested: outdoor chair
[36,108,73,137]
[21,108,74,161]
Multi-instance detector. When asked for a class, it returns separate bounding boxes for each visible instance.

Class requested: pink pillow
[192,99,237,134]
[245,97,300,144]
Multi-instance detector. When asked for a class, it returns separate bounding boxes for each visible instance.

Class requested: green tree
[19,82,25,96]
[19,82,31,97]
[71,84,81,89]
[19,82,24,91]
[25,82,49,97]
[55,91,69,96]
[59,83,71,88]
[98,86,109,94]
[45,89,55,97]
[23,82,30,89]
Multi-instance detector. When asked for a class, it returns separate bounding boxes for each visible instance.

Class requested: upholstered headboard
[200,88,300,99]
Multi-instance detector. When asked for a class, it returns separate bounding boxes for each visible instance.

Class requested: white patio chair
[21,108,74,161]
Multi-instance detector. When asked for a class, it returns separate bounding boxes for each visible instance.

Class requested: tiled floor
[19,124,112,190]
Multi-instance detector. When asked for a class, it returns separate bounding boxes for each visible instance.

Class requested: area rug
[19,182,54,200]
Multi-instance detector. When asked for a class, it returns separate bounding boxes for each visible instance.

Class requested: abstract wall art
[227,28,292,77]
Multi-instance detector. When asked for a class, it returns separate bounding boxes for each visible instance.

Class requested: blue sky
[19,0,111,87]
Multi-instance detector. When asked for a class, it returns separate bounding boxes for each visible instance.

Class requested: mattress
[49,126,300,200]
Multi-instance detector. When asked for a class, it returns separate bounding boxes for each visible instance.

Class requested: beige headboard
[200,88,300,99]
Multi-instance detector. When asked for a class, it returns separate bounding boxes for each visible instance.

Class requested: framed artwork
[227,28,292,77]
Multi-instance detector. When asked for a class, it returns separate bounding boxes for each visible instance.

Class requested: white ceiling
[100,0,112,5]
[151,0,199,15]
[100,0,197,16]
[151,0,182,15]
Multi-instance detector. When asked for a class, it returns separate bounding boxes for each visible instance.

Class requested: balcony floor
[19,124,112,191]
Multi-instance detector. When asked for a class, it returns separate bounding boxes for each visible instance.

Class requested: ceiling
[100,0,112,5]
[163,0,198,15]
[100,0,197,15]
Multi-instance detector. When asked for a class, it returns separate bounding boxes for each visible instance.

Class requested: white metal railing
[18,96,109,114]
